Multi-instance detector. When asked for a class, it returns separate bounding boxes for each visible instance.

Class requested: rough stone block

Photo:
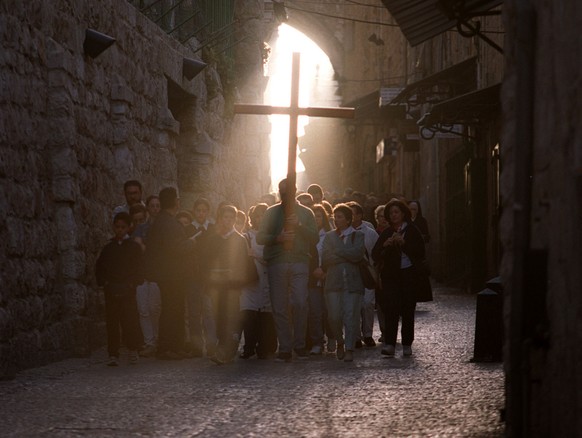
[49,116,76,146]
[192,132,217,156]
[157,131,171,149]
[112,121,131,144]
[55,206,78,251]
[160,117,180,134]
[51,148,78,177]
[43,293,64,324]
[63,283,87,315]
[52,176,78,202]
[111,102,128,117]
[61,250,86,280]
[47,88,74,117]
[45,38,69,71]
[6,217,25,256]
[206,113,226,141]
[158,108,180,134]
[113,146,135,174]
[111,84,132,103]
[0,308,14,342]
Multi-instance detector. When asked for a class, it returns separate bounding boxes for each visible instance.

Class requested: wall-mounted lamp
[84,29,116,58]
[183,57,207,80]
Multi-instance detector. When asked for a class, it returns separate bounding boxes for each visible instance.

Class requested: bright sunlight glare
[264,24,337,191]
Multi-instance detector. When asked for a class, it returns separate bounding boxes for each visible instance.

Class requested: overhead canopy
[380,0,503,46]
[346,90,406,120]
[391,56,478,106]
[422,83,501,125]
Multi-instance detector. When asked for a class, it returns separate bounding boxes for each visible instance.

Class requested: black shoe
[205,345,217,358]
[364,337,376,347]
[239,351,256,359]
[183,343,203,358]
[258,353,275,360]
[275,352,292,362]
[294,348,309,360]
[157,350,183,360]
[210,353,225,365]
[336,344,345,360]
[355,340,363,349]
[107,356,119,367]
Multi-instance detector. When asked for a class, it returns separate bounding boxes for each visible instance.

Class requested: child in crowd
[96,212,144,366]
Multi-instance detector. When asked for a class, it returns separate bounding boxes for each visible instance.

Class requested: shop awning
[391,56,478,106]
[421,83,501,125]
[347,90,406,120]
[380,0,503,47]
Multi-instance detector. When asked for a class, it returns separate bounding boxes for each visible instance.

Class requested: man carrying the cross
[257,179,318,362]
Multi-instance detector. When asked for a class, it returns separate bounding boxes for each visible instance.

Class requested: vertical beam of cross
[234,52,354,244]
[286,52,301,208]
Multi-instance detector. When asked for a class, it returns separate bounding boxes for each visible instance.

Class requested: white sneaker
[139,345,157,357]
[402,345,412,356]
[326,339,337,353]
[129,350,139,365]
[310,345,322,355]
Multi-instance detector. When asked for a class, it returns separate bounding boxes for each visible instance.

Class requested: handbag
[351,233,378,289]
[359,258,378,289]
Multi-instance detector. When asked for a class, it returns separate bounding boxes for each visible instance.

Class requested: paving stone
[0,287,504,437]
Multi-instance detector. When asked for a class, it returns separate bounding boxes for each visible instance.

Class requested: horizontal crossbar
[234,104,355,119]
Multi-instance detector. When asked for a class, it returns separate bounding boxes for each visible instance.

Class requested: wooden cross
[234,52,354,214]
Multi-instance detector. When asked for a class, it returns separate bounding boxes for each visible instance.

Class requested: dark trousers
[104,290,142,357]
[186,281,204,351]
[241,309,278,358]
[157,280,186,354]
[380,267,417,346]
[209,287,242,355]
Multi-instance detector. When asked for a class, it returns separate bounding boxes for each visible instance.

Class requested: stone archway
[283,10,346,83]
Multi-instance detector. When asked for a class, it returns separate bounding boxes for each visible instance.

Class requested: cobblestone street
[0,287,504,437]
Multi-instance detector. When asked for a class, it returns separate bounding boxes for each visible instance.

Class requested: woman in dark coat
[372,198,432,357]
[408,200,430,244]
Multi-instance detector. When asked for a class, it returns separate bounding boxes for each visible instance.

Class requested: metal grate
[127,0,238,55]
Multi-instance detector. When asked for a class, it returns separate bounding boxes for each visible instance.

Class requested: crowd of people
[95,179,432,366]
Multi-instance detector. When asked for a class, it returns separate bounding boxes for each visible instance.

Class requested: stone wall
[0,0,271,378]
[501,1,582,435]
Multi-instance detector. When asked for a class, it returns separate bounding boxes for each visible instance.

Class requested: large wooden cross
[234,52,354,216]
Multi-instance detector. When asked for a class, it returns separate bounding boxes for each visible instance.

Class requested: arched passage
[284,10,346,82]
[264,24,343,190]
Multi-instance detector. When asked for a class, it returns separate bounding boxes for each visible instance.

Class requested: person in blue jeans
[306,204,332,355]
[257,179,318,362]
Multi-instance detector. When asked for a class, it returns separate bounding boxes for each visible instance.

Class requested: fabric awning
[380,0,503,47]
[346,90,406,120]
[422,83,501,125]
[391,56,478,106]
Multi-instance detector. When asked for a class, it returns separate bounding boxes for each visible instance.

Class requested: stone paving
[0,287,504,437]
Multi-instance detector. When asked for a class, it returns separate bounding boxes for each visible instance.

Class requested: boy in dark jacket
[96,212,144,366]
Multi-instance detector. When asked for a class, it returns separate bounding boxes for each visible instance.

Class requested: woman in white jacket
[322,204,365,362]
